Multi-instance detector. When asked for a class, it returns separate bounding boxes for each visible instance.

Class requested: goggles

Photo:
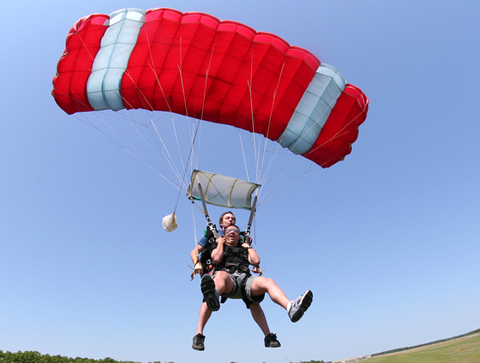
[225,227,240,234]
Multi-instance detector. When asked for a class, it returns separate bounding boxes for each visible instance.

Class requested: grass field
[365,332,480,363]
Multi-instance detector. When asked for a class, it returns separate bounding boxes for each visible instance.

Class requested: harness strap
[223,262,251,274]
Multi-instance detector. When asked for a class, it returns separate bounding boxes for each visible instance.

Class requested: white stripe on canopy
[277,64,346,154]
[86,8,145,111]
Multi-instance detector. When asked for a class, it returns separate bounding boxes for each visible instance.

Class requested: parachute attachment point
[162,212,178,232]
[187,170,260,210]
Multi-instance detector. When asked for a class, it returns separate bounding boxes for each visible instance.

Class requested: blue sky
[1,1,479,363]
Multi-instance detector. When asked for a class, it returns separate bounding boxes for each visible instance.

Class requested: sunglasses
[225,228,240,234]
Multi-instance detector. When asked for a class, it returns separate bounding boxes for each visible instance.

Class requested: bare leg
[212,270,234,295]
[251,277,290,309]
[196,302,212,335]
[249,302,270,336]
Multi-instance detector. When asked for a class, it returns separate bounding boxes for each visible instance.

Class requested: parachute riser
[196,182,220,239]
[243,194,262,275]
[243,194,258,245]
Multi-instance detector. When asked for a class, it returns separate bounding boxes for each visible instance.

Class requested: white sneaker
[287,290,313,322]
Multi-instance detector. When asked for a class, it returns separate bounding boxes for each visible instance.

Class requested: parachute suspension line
[248,55,261,186]
[258,164,318,208]
[258,134,321,206]
[144,33,194,194]
[115,48,186,191]
[256,61,287,190]
[257,144,280,188]
[149,114,185,185]
[246,82,259,179]
[190,198,200,263]
[127,112,184,183]
[73,113,181,190]
[142,31,185,173]
[175,33,203,172]
[246,49,261,186]
[144,31,173,113]
[193,34,217,170]
[257,78,364,202]
[256,71,323,206]
[182,35,216,177]
[243,59,289,201]
[242,52,305,205]
[178,36,189,118]
[188,41,216,173]
[176,34,193,168]
[238,132,250,182]
[229,50,254,185]
[234,108,252,183]
[172,119,201,212]
[118,98,181,185]
[67,33,183,191]
[116,32,187,188]
[170,35,204,213]
[200,39,215,122]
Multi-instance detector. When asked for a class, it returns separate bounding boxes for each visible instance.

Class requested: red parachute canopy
[52,8,368,168]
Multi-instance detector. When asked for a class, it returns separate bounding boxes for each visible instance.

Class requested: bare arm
[242,241,260,267]
[191,245,205,275]
[211,236,225,264]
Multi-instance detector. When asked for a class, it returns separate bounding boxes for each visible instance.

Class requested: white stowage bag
[162,212,178,232]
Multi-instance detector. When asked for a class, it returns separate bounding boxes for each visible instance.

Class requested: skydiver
[198,224,313,342]
[190,211,280,350]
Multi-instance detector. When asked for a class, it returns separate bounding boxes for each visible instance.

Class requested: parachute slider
[187,170,260,210]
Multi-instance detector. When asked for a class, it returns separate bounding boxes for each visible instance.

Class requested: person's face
[220,213,236,228]
[224,226,240,244]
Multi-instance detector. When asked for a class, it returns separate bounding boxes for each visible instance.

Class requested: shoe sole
[265,342,281,348]
[291,290,313,323]
[201,275,220,311]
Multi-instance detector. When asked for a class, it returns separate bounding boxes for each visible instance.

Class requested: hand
[194,262,203,275]
[252,266,263,275]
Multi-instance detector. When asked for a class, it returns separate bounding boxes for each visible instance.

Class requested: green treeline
[0,351,326,363]
[0,351,169,363]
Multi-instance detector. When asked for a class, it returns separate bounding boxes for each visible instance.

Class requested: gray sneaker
[192,333,205,351]
[287,290,313,322]
[264,333,281,348]
[201,274,220,311]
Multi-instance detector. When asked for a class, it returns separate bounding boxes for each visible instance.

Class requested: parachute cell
[52,7,369,168]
